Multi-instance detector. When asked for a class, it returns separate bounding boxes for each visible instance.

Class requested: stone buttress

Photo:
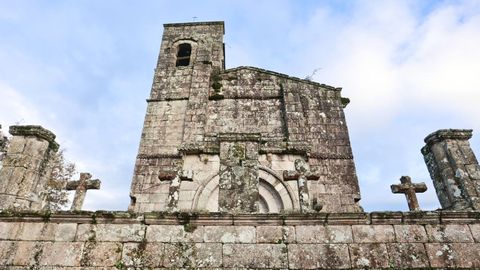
[129,21,362,213]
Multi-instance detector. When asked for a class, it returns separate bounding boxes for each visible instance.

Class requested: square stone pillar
[422,129,480,210]
[0,125,59,210]
[218,133,260,213]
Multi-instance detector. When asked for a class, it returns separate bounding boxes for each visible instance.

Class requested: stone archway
[192,166,297,213]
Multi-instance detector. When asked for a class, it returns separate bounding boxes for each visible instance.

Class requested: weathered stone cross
[391,176,427,211]
[283,159,320,212]
[159,170,194,211]
[66,172,101,211]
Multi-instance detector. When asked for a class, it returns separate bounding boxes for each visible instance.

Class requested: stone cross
[159,170,193,211]
[283,159,320,212]
[66,173,101,211]
[391,176,427,211]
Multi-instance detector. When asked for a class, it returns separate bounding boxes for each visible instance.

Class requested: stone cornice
[1,210,479,225]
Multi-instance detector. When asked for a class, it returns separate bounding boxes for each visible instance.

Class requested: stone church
[129,21,361,214]
[0,21,480,269]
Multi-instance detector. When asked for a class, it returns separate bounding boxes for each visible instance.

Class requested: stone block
[121,242,164,268]
[386,243,429,268]
[76,224,145,242]
[426,224,474,242]
[349,243,389,269]
[12,241,39,266]
[352,225,395,243]
[450,243,480,268]
[471,224,480,242]
[81,242,121,267]
[0,222,21,240]
[7,137,26,154]
[256,225,294,243]
[288,244,350,269]
[326,212,369,225]
[18,222,56,241]
[223,243,287,268]
[296,225,352,243]
[394,224,428,242]
[283,213,327,225]
[54,223,77,241]
[440,211,480,223]
[0,241,15,266]
[39,242,83,266]
[76,224,95,242]
[425,243,456,268]
[402,211,440,224]
[203,226,255,243]
[146,224,203,242]
[426,243,480,268]
[370,211,403,224]
[164,243,222,268]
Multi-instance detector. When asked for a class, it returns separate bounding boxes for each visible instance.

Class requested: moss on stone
[341,97,350,108]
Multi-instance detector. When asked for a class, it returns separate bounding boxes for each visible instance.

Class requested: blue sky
[1,0,480,211]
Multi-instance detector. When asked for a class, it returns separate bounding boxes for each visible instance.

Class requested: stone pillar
[0,125,59,210]
[422,129,480,210]
[218,134,260,213]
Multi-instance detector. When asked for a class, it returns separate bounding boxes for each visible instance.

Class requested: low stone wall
[0,211,479,269]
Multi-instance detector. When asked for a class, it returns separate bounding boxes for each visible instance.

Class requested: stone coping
[0,210,479,225]
[424,129,473,145]
[163,21,225,33]
[9,125,59,151]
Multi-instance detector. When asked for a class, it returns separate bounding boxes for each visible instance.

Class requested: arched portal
[192,166,298,212]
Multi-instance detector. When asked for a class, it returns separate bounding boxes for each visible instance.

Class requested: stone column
[422,129,480,210]
[0,125,59,210]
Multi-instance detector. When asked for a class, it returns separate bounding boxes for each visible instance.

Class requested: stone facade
[2,20,480,269]
[1,211,480,269]
[130,21,361,214]
[0,125,59,210]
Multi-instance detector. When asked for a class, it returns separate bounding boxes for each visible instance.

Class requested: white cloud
[276,1,480,211]
[401,4,480,126]
[0,82,42,127]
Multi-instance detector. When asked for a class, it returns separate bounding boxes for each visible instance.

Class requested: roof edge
[223,66,341,91]
[164,21,224,27]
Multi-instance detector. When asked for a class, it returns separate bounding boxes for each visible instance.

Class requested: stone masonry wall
[1,211,480,269]
[208,67,360,212]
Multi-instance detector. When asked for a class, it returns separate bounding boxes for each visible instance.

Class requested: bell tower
[129,22,225,212]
